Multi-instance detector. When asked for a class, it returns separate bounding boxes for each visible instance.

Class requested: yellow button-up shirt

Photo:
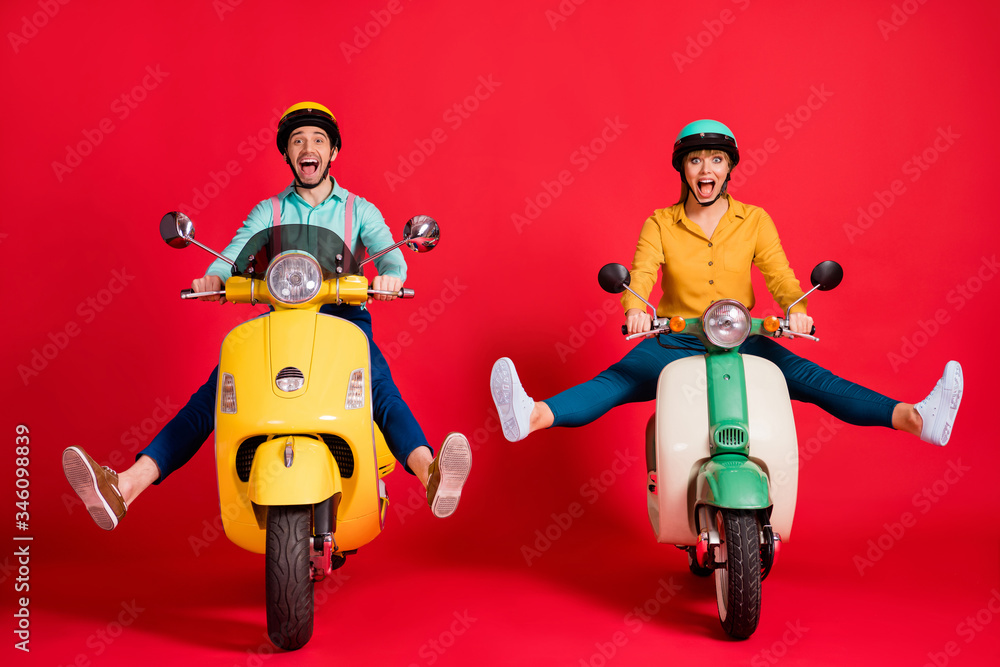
[622,195,806,319]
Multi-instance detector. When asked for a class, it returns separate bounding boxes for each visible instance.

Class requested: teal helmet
[671,119,739,172]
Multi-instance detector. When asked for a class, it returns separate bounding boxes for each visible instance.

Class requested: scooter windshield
[230,225,361,279]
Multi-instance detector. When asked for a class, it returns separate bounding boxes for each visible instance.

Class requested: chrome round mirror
[160,212,195,249]
[810,260,843,291]
[598,263,631,294]
[402,215,439,253]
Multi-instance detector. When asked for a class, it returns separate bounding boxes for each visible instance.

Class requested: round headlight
[702,299,751,348]
[266,251,322,305]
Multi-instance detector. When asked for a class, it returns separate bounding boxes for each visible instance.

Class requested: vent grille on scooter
[234,434,355,482]
[714,426,748,448]
[236,435,269,482]
[321,435,355,478]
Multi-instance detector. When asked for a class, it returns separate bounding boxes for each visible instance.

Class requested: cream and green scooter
[599,260,843,639]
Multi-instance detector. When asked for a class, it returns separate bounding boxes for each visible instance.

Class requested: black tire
[265,505,313,650]
[714,509,761,639]
[686,547,712,577]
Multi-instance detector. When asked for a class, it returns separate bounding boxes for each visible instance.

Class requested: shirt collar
[281,177,347,206]
[669,193,744,225]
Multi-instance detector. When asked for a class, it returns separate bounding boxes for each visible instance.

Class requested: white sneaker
[914,361,963,446]
[427,433,472,519]
[490,357,533,442]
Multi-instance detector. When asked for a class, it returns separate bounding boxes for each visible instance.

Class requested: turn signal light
[345,369,365,409]
[221,373,237,414]
[669,316,686,333]
[763,316,781,333]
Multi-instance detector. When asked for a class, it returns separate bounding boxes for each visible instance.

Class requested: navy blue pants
[138,305,429,482]
[547,334,899,428]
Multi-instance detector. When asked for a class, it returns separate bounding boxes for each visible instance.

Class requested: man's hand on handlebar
[625,308,653,336]
[369,275,403,303]
[192,274,225,302]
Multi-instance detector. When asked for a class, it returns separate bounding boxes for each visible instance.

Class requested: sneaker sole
[490,358,524,442]
[431,434,472,519]
[933,361,964,446]
[62,447,119,530]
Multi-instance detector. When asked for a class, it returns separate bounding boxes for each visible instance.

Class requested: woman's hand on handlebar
[369,275,403,302]
[788,312,814,335]
[192,274,225,302]
[625,308,652,336]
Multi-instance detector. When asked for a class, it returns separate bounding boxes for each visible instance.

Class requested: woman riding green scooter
[491,119,963,448]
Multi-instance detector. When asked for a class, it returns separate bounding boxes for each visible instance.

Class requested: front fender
[696,454,770,509]
[248,436,342,506]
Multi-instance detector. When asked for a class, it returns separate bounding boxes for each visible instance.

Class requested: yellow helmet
[276,102,341,154]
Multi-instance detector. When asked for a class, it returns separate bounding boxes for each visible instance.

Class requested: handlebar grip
[181,289,194,298]
[810,325,816,336]
[621,325,628,335]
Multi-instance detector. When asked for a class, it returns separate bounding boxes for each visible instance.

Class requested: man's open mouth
[697,178,715,198]
[299,157,320,177]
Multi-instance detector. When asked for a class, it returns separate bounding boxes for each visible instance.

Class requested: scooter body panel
[649,354,798,545]
[216,310,384,554]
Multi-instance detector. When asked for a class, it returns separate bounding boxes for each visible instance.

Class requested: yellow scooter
[159,211,439,650]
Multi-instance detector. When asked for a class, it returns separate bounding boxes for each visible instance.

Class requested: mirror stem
[785,283,821,320]
[187,238,236,267]
[358,238,408,268]
[623,285,658,314]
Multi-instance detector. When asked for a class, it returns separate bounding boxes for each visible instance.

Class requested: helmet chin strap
[285,155,331,190]
[685,171,731,207]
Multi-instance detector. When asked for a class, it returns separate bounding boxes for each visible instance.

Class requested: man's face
[286,125,337,186]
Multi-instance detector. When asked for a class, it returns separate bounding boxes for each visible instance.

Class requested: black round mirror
[403,215,439,253]
[810,260,843,291]
[160,212,194,249]
[598,263,631,294]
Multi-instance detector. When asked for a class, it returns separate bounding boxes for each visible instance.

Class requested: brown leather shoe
[62,446,127,530]
[427,433,472,519]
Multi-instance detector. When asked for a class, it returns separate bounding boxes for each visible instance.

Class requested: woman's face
[683,150,730,204]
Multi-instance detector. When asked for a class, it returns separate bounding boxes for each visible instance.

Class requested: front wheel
[265,505,314,650]
[714,509,761,639]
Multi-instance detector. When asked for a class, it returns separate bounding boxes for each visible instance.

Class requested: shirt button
[709,280,714,285]
[708,261,713,266]
[708,242,713,247]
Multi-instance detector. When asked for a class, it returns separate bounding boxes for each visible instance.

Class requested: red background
[4,0,1000,665]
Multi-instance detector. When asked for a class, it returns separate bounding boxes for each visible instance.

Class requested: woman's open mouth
[697,178,715,198]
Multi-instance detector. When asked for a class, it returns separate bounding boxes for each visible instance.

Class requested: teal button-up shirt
[206,178,407,281]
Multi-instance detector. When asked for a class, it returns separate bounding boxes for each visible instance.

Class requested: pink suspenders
[268,192,359,262]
